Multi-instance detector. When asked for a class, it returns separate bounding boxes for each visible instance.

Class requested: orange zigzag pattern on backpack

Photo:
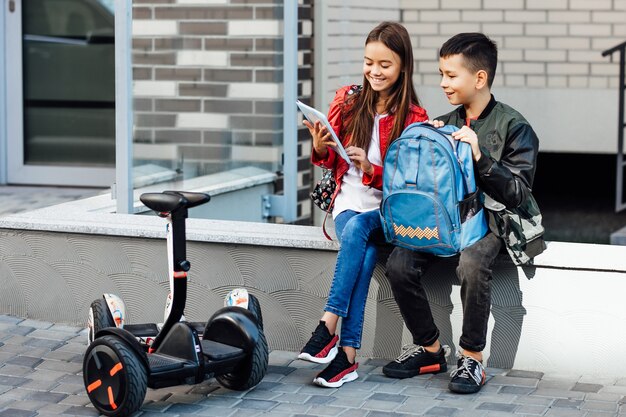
[393,224,439,240]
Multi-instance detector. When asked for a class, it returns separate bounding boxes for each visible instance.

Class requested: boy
[382,33,542,394]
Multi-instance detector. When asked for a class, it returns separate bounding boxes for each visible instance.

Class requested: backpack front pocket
[380,191,457,256]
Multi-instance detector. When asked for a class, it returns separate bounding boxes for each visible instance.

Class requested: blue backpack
[380,123,488,256]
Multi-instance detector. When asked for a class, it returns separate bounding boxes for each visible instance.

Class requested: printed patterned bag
[310,169,336,212]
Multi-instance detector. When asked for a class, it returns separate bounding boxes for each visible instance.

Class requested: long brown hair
[342,22,420,151]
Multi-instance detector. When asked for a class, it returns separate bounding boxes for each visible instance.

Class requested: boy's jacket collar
[458,94,497,121]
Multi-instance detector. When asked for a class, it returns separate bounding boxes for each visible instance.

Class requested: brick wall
[131,0,314,224]
[401,0,626,89]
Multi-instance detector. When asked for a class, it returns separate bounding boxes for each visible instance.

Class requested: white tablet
[296,100,351,164]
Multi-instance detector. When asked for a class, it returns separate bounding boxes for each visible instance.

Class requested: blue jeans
[325,209,383,349]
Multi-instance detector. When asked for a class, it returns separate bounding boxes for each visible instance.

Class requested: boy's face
[363,41,402,98]
[439,54,479,106]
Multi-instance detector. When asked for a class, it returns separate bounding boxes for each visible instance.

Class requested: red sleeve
[310,86,351,169]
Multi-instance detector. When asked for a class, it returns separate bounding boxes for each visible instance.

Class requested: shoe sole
[448,380,484,394]
[298,346,338,364]
[313,370,358,388]
[383,363,447,379]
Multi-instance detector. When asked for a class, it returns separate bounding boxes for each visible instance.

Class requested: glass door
[6,0,115,186]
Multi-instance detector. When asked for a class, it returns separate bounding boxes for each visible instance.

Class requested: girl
[299,21,428,387]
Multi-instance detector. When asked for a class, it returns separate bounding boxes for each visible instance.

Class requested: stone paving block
[166,402,205,413]
[36,359,82,374]
[60,405,100,416]
[361,399,401,411]
[335,409,369,417]
[270,402,311,414]
[298,385,338,395]
[366,374,399,384]
[329,395,366,408]
[476,401,518,412]
[166,393,207,404]
[544,408,587,416]
[490,375,540,387]
[587,392,623,402]
[6,327,35,337]
[0,375,30,387]
[584,412,619,417]
[35,403,73,414]
[19,319,53,330]
[582,400,619,411]
[27,391,68,404]
[306,394,338,405]
[197,394,241,408]
[553,398,584,408]
[601,386,626,395]
[267,364,297,375]
[373,383,407,395]
[366,412,412,417]
[498,385,534,395]
[0,316,24,325]
[531,387,585,399]
[514,403,549,415]
[141,400,174,412]
[6,356,43,368]
[0,364,35,377]
[50,383,84,395]
[306,404,346,416]
[0,409,36,417]
[537,379,577,390]
[195,406,237,417]
[241,389,281,401]
[572,382,604,393]
[41,350,80,362]
[337,381,380,393]
[236,398,278,411]
[268,382,300,394]
[395,397,442,415]
[57,394,91,406]
[23,338,64,350]
[368,393,408,403]
[423,405,459,416]
[506,369,545,379]
[273,392,310,404]
[48,324,82,334]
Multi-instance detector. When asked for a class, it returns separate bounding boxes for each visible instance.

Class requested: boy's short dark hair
[440,33,498,88]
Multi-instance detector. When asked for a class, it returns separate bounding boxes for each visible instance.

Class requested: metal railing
[602,40,626,212]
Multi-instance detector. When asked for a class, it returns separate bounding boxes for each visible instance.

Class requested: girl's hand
[304,120,335,157]
[451,125,482,161]
[345,146,373,175]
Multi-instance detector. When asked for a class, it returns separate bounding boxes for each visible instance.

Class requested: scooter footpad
[201,339,245,361]
[148,353,186,373]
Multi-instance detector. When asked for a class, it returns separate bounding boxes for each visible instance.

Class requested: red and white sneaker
[313,348,359,388]
[298,321,339,364]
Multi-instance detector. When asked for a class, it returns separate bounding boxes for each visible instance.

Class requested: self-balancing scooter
[83,191,268,416]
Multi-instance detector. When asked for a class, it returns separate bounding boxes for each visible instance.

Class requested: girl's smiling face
[363,41,402,99]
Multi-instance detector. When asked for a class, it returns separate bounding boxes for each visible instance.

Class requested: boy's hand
[345,146,373,175]
[451,126,482,162]
[304,120,335,157]
[427,119,445,128]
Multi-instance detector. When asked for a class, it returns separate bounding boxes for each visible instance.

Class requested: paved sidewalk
[0,315,625,416]
[0,186,104,218]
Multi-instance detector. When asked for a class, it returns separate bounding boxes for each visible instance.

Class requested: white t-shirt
[332,114,387,219]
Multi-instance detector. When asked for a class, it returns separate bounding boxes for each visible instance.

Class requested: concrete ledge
[1,198,626,378]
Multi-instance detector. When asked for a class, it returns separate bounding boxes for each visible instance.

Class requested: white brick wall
[399,1,624,89]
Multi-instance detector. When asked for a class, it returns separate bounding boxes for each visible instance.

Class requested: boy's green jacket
[437,95,546,265]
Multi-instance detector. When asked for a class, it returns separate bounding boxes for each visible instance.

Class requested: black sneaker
[313,348,359,388]
[448,352,486,394]
[383,343,450,378]
[298,321,339,364]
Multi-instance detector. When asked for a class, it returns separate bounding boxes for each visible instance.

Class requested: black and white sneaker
[448,352,486,394]
[298,321,339,364]
[383,343,450,379]
[313,348,359,388]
